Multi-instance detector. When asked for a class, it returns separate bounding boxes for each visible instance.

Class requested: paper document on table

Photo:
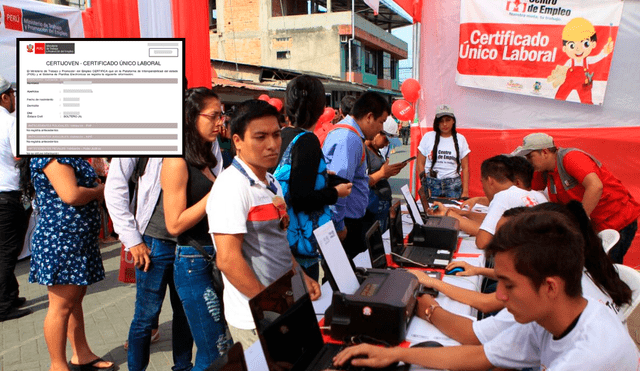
[244,338,268,371]
[314,221,360,294]
[406,317,462,346]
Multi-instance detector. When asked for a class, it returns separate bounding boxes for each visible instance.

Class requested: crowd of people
[1,70,639,370]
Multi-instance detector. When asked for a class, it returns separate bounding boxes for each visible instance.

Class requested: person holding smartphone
[365,121,408,231]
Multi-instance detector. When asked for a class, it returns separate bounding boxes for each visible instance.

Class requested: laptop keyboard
[307,344,393,371]
[405,246,434,261]
[306,344,344,371]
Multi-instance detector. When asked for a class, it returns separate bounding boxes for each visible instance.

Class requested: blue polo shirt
[322,115,369,231]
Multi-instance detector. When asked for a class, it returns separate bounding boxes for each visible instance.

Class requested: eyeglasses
[199,112,224,124]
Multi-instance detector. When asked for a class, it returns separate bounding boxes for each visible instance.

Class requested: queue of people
[2,68,640,371]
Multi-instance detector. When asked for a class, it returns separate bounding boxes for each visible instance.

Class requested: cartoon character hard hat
[562,18,596,42]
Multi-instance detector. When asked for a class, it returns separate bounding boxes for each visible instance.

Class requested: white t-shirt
[473,272,622,344]
[417,131,470,179]
[479,186,548,235]
[483,297,640,370]
[207,157,293,329]
[0,106,19,192]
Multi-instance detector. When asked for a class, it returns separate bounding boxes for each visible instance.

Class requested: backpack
[273,132,332,258]
[127,157,149,212]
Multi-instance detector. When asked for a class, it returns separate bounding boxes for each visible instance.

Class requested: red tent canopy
[393,0,422,23]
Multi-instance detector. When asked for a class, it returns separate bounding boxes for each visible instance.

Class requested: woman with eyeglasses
[161,87,231,370]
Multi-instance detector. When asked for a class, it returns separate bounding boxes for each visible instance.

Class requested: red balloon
[392,100,415,121]
[268,98,283,112]
[321,107,335,123]
[258,94,270,102]
[401,78,421,103]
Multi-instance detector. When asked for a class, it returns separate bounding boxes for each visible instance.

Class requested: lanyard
[231,158,278,195]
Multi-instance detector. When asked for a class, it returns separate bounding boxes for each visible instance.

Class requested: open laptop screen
[400,185,423,225]
[389,201,404,253]
[365,221,387,269]
[249,271,324,371]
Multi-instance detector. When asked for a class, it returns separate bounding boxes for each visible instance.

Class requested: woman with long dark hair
[29,155,114,371]
[273,75,352,280]
[161,87,231,370]
[416,104,470,198]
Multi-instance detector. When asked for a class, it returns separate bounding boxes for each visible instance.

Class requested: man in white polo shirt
[433,155,546,249]
[333,211,640,370]
[0,75,31,322]
[208,100,320,350]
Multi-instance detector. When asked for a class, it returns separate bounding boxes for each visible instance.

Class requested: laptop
[384,201,453,269]
[401,185,461,232]
[204,342,248,371]
[249,269,405,371]
[365,219,441,293]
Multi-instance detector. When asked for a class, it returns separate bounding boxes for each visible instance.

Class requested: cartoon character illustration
[547,17,614,105]
[533,81,542,93]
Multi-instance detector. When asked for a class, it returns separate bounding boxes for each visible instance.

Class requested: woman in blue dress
[30,157,114,371]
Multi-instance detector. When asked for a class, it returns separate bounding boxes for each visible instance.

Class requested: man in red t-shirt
[512,133,640,263]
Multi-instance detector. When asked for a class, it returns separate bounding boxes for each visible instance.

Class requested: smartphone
[401,156,416,164]
[327,173,350,187]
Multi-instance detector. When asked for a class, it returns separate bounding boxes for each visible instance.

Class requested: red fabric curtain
[81,8,94,38]
[171,0,212,88]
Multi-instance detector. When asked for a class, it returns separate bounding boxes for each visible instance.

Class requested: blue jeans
[423,176,462,198]
[174,245,232,371]
[128,236,193,371]
[609,220,638,264]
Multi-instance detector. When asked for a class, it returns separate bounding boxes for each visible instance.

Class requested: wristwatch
[425,303,441,323]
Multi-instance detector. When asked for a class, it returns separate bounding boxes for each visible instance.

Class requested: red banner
[456,0,624,105]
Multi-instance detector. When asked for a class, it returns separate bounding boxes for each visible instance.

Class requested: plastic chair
[614,264,640,321]
[598,229,620,254]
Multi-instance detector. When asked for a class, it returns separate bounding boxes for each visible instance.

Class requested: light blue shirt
[322,115,369,231]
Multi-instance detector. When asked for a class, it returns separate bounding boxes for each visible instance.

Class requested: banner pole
[410,22,421,196]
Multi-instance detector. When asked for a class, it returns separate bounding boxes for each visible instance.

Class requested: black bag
[184,236,225,304]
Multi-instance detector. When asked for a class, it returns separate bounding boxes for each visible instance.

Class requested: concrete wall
[210,0,267,65]
[263,26,342,77]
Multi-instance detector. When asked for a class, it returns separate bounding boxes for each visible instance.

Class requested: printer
[408,215,460,251]
[324,269,420,345]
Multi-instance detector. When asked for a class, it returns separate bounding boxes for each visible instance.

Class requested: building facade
[209,0,410,104]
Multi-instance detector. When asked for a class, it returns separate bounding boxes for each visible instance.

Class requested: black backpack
[127,157,149,208]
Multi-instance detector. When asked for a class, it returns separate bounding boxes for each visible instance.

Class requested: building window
[342,41,361,73]
[209,0,217,32]
[390,58,398,80]
[277,51,291,60]
[382,53,391,80]
[365,49,377,75]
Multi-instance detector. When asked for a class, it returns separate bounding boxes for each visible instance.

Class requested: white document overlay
[17,39,184,156]
[313,221,360,294]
